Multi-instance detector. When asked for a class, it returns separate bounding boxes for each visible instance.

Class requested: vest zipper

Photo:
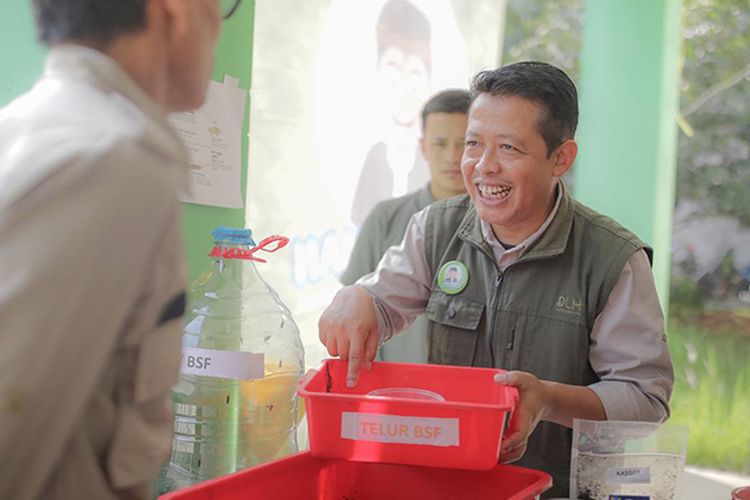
[486,272,504,367]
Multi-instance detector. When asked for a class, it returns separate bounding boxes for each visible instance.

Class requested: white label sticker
[606,466,652,484]
[180,347,264,380]
[173,440,195,454]
[341,412,459,447]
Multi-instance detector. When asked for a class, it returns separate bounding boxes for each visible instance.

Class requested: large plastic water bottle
[167,227,305,488]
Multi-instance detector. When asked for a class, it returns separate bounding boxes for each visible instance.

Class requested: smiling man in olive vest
[318,61,674,498]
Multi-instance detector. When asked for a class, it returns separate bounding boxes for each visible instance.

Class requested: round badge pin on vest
[437,260,469,295]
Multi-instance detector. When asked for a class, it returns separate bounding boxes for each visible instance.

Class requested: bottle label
[340,412,459,447]
[180,347,264,380]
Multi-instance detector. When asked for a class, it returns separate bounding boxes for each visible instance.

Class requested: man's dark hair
[420,89,470,132]
[470,61,578,156]
[32,0,149,46]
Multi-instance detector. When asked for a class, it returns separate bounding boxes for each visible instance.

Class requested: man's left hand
[494,370,550,463]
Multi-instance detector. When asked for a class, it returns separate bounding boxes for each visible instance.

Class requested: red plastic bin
[297,359,518,470]
[159,450,552,499]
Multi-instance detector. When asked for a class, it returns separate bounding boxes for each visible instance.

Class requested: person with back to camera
[0,1,242,498]
[341,88,470,363]
[319,61,674,498]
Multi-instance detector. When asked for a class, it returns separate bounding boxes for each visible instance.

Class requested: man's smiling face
[461,93,571,245]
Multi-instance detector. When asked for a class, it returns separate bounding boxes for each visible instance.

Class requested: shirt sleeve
[340,205,385,285]
[587,249,675,422]
[357,206,433,344]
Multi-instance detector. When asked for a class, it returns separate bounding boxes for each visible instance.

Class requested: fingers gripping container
[297,359,519,470]
[159,450,552,500]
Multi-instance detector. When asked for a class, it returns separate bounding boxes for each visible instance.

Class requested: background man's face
[421,111,468,198]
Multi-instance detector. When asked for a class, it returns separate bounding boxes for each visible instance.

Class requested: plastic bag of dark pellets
[570,419,688,500]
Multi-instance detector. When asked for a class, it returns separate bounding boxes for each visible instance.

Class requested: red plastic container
[159,450,552,499]
[297,359,518,470]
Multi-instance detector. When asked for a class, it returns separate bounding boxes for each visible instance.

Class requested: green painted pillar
[575,0,683,308]
[182,2,255,283]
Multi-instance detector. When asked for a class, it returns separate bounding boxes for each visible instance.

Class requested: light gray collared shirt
[0,45,188,500]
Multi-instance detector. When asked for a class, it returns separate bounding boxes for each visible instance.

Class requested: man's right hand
[318,285,380,388]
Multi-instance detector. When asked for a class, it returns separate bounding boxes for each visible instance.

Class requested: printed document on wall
[169,76,246,208]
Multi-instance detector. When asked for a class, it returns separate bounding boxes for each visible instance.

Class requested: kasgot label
[606,466,651,485]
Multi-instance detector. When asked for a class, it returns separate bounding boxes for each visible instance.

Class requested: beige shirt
[359,183,673,422]
[0,45,188,500]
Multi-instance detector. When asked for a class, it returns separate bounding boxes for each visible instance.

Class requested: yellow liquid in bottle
[236,368,300,468]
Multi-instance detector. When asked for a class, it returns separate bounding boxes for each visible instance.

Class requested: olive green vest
[423,189,651,498]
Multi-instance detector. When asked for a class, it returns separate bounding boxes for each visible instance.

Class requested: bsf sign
[180,347,264,380]
[185,355,212,370]
[341,412,459,447]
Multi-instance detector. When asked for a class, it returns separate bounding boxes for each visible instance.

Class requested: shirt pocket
[108,323,182,488]
[134,322,182,403]
[426,292,485,366]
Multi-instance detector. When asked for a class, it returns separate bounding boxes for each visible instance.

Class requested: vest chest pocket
[507,312,593,385]
[426,293,485,366]
[426,293,485,329]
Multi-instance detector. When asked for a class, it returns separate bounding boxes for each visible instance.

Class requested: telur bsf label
[341,412,459,447]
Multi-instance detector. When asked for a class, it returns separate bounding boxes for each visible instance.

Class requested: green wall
[0,2,45,107]
[576,0,683,307]
[182,2,255,283]
[0,2,255,284]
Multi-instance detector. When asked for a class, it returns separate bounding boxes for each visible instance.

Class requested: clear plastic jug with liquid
[167,227,304,488]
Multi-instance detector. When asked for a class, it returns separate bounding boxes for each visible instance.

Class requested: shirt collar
[480,180,565,259]
[44,44,188,165]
